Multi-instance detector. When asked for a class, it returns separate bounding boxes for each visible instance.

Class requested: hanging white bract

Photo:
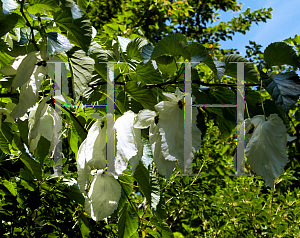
[2,48,69,119]
[155,87,202,172]
[134,87,202,176]
[76,113,112,194]
[114,110,143,175]
[76,112,143,221]
[27,90,60,155]
[84,172,121,222]
[134,109,175,178]
[244,114,295,188]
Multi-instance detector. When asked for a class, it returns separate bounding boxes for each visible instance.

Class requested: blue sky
[212,0,300,56]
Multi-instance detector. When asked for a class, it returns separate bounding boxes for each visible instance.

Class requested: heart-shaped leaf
[245,114,289,188]
[262,71,300,111]
[67,47,94,103]
[222,54,258,83]
[264,42,300,68]
[46,32,72,55]
[151,33,189,60]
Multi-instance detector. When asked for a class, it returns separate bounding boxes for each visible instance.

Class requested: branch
[145,81,261,88]
[87,80,261,88]
[0,81,262,98]
[20,0,39,51]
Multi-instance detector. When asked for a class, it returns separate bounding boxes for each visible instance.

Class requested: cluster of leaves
[0,0,299,237]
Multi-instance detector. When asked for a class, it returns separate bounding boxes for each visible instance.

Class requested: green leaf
[151,33,189,60]
[0,13,19,37]
[196,107,207,140]
[27,0,60,13]
[115,90,144,114]
[142,42,154,64]
[156,56,177,76]
[130,63,162,84]
[46,32,72,55]
[187,42,209,63]
[78,213,90,238]
[221,54,258,83]
[133,162,160,210]
[0,130,10,154]
[20,167,35,181]
[155,196,166,222]
[68,126,79,155]
[1,122,13,144]
[0,51,14,68]
[62,108,87,142]
[262,70,300,111]
[3,180,17,196]
[118,171,134,211]
[67,47,94,103]
[65,183,85,206]
[54,6,92,51]
[13,134,42,180]
[264,42,300,68]
[76,0,90,11]
[125,81,157,111]
[192,87,223,118]
[187,43,225,80]
[210,89,236,139]
[17,118,29,146]
[34,136,50,165]
[118,203,139,238]
[20,179,35,191]
[90,49,117,80]
[151,216,174,238]
[126,37,148,61]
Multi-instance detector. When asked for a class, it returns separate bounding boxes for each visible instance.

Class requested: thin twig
[260,79,267,120]
[270,184,275,215]
[20,0,39,51]
[119,181,149,224]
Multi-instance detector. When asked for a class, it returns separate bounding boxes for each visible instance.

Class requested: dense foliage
[87,0,272,45]
[0,0,300,237]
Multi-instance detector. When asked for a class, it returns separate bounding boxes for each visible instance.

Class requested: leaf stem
[119,181,145,226]
[245,101,250,118]
[270,184,275,215]
[260,79,266,120]
[20,0,39,51]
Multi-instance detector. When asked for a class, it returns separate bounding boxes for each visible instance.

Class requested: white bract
[85,172,121,222]
[155,87,202,172]
[134,87,202,176]
[27,91,60,155]
[76,113,112,193]
[244,114,294,188]
[77,112,145,221]
[114,111,143,175]
[11,51,38,90]
[134,109,175,178]
[2,49,69,119]
[11,59,48,119]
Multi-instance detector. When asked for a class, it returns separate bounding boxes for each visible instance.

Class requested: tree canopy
[0,0,299,237]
